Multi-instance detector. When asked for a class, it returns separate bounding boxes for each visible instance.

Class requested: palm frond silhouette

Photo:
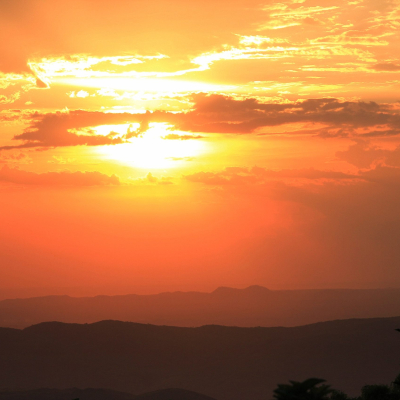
[273,378,333,400]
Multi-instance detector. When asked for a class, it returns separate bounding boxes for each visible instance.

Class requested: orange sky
[1,0,400,298]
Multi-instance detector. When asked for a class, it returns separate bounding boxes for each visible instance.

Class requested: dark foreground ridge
[0,388,215,400]
[1,317,400,400]
[3,286,400,328]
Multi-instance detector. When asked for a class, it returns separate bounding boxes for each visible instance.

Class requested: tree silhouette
[273,378,333,400]
[393,373,400,389]
[329,390,351,400]
[361,384,395,400]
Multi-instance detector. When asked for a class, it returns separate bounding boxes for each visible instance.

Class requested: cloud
[0,108,179,150]
[0,152,31,164]
[360,165,400,184]
[336,141,386,168]
[371,63,400,71]
[167,156,195,161]
[131,172,173,185]
[48,156,76,164]
[302,17,321,26]
[0,72,46,106]
[0,0,266,77]
[124,117,150,140]
[0,72,34,90]
[184,166,358,185]
[162,133,205,140]
[173,94,400,136]
[191,42,375,73]
[0,92,20,104]
[146,172,158,183]
[0,110,155,150]
[68,90,90,98]
[311,32,389,46]
[0,165,120,186]
[260,4,339,30]
[336,141,400,168]
[35,77,49,88]
[3,95,400,151]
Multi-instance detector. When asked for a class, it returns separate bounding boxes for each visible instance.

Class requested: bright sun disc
[96,123,206,169]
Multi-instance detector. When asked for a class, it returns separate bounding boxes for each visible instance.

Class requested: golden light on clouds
[58,77,235,94]
[1,0,400,294]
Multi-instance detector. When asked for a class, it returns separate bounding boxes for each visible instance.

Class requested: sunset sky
[1,0,400,298]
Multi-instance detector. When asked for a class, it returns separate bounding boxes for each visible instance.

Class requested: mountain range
[0,388,215,400]
[1,317,400,400]
[2,286,400,328]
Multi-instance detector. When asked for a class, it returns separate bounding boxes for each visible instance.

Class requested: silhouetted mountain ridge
[0,387,215,400]
[3,286,400,328]
[135,388,217,400]
[1,317,400,400]
[211,285,270,294]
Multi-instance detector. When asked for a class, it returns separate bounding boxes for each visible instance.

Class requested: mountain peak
[244,285,270,292]
[212,285,269,294]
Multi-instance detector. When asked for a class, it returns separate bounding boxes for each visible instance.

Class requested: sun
[96,123,206,169]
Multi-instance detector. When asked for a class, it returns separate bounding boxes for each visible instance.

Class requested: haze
[1,0,400,298]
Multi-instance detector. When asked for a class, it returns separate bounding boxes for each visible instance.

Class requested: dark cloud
[360,129,400,138]
[0,165,120,186]
[3,95,400,150]
[174,94,400,136]
[360,165,400,184]
[0,110,160,150]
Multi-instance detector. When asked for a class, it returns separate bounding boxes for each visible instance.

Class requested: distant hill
[0,388,136,400]
[1,318,400,400]
[135,389,217,400]
[2,286,400,328]
[0,388,215,400]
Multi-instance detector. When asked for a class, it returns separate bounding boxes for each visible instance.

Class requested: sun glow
[55,77,234,93]
[96,123,206,169]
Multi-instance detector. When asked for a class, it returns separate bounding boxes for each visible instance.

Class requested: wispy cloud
[0,165,120,186]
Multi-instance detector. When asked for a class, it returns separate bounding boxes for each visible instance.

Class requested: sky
[1,0,400,298]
